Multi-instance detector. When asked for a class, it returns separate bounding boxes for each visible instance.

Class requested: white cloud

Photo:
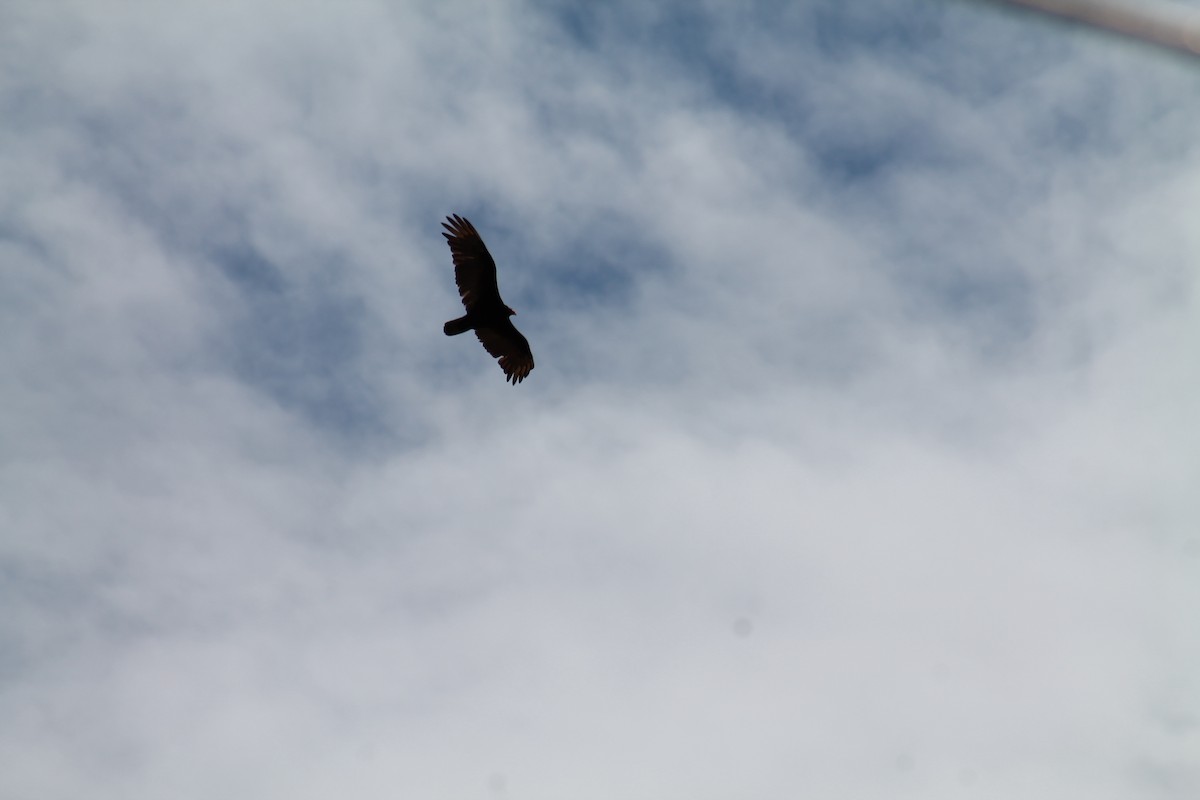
[2,1,1198,798]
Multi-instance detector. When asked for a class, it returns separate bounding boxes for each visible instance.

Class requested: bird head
[505,305,517,317]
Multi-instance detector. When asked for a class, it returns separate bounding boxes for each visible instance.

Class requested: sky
[2,0,1199,797]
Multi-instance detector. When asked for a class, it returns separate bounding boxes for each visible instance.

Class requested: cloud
[2,0,1198,798]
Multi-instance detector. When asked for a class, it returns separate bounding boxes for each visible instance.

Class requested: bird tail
[443,315,472,336]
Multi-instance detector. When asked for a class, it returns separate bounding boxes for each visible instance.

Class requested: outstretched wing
[475,320,535,385]
[442,214,502,313]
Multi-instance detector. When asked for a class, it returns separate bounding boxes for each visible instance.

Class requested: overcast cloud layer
[2,1,1199,798]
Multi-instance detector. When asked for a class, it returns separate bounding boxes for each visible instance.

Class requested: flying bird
[441,214,535,384]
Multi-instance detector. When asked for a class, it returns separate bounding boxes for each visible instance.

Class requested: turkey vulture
[441,214,535,384]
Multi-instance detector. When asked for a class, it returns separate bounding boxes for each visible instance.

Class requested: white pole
[979,0,1200,58]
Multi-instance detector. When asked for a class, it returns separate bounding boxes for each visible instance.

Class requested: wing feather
[442,214,501,313]
[475,321,535,384]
